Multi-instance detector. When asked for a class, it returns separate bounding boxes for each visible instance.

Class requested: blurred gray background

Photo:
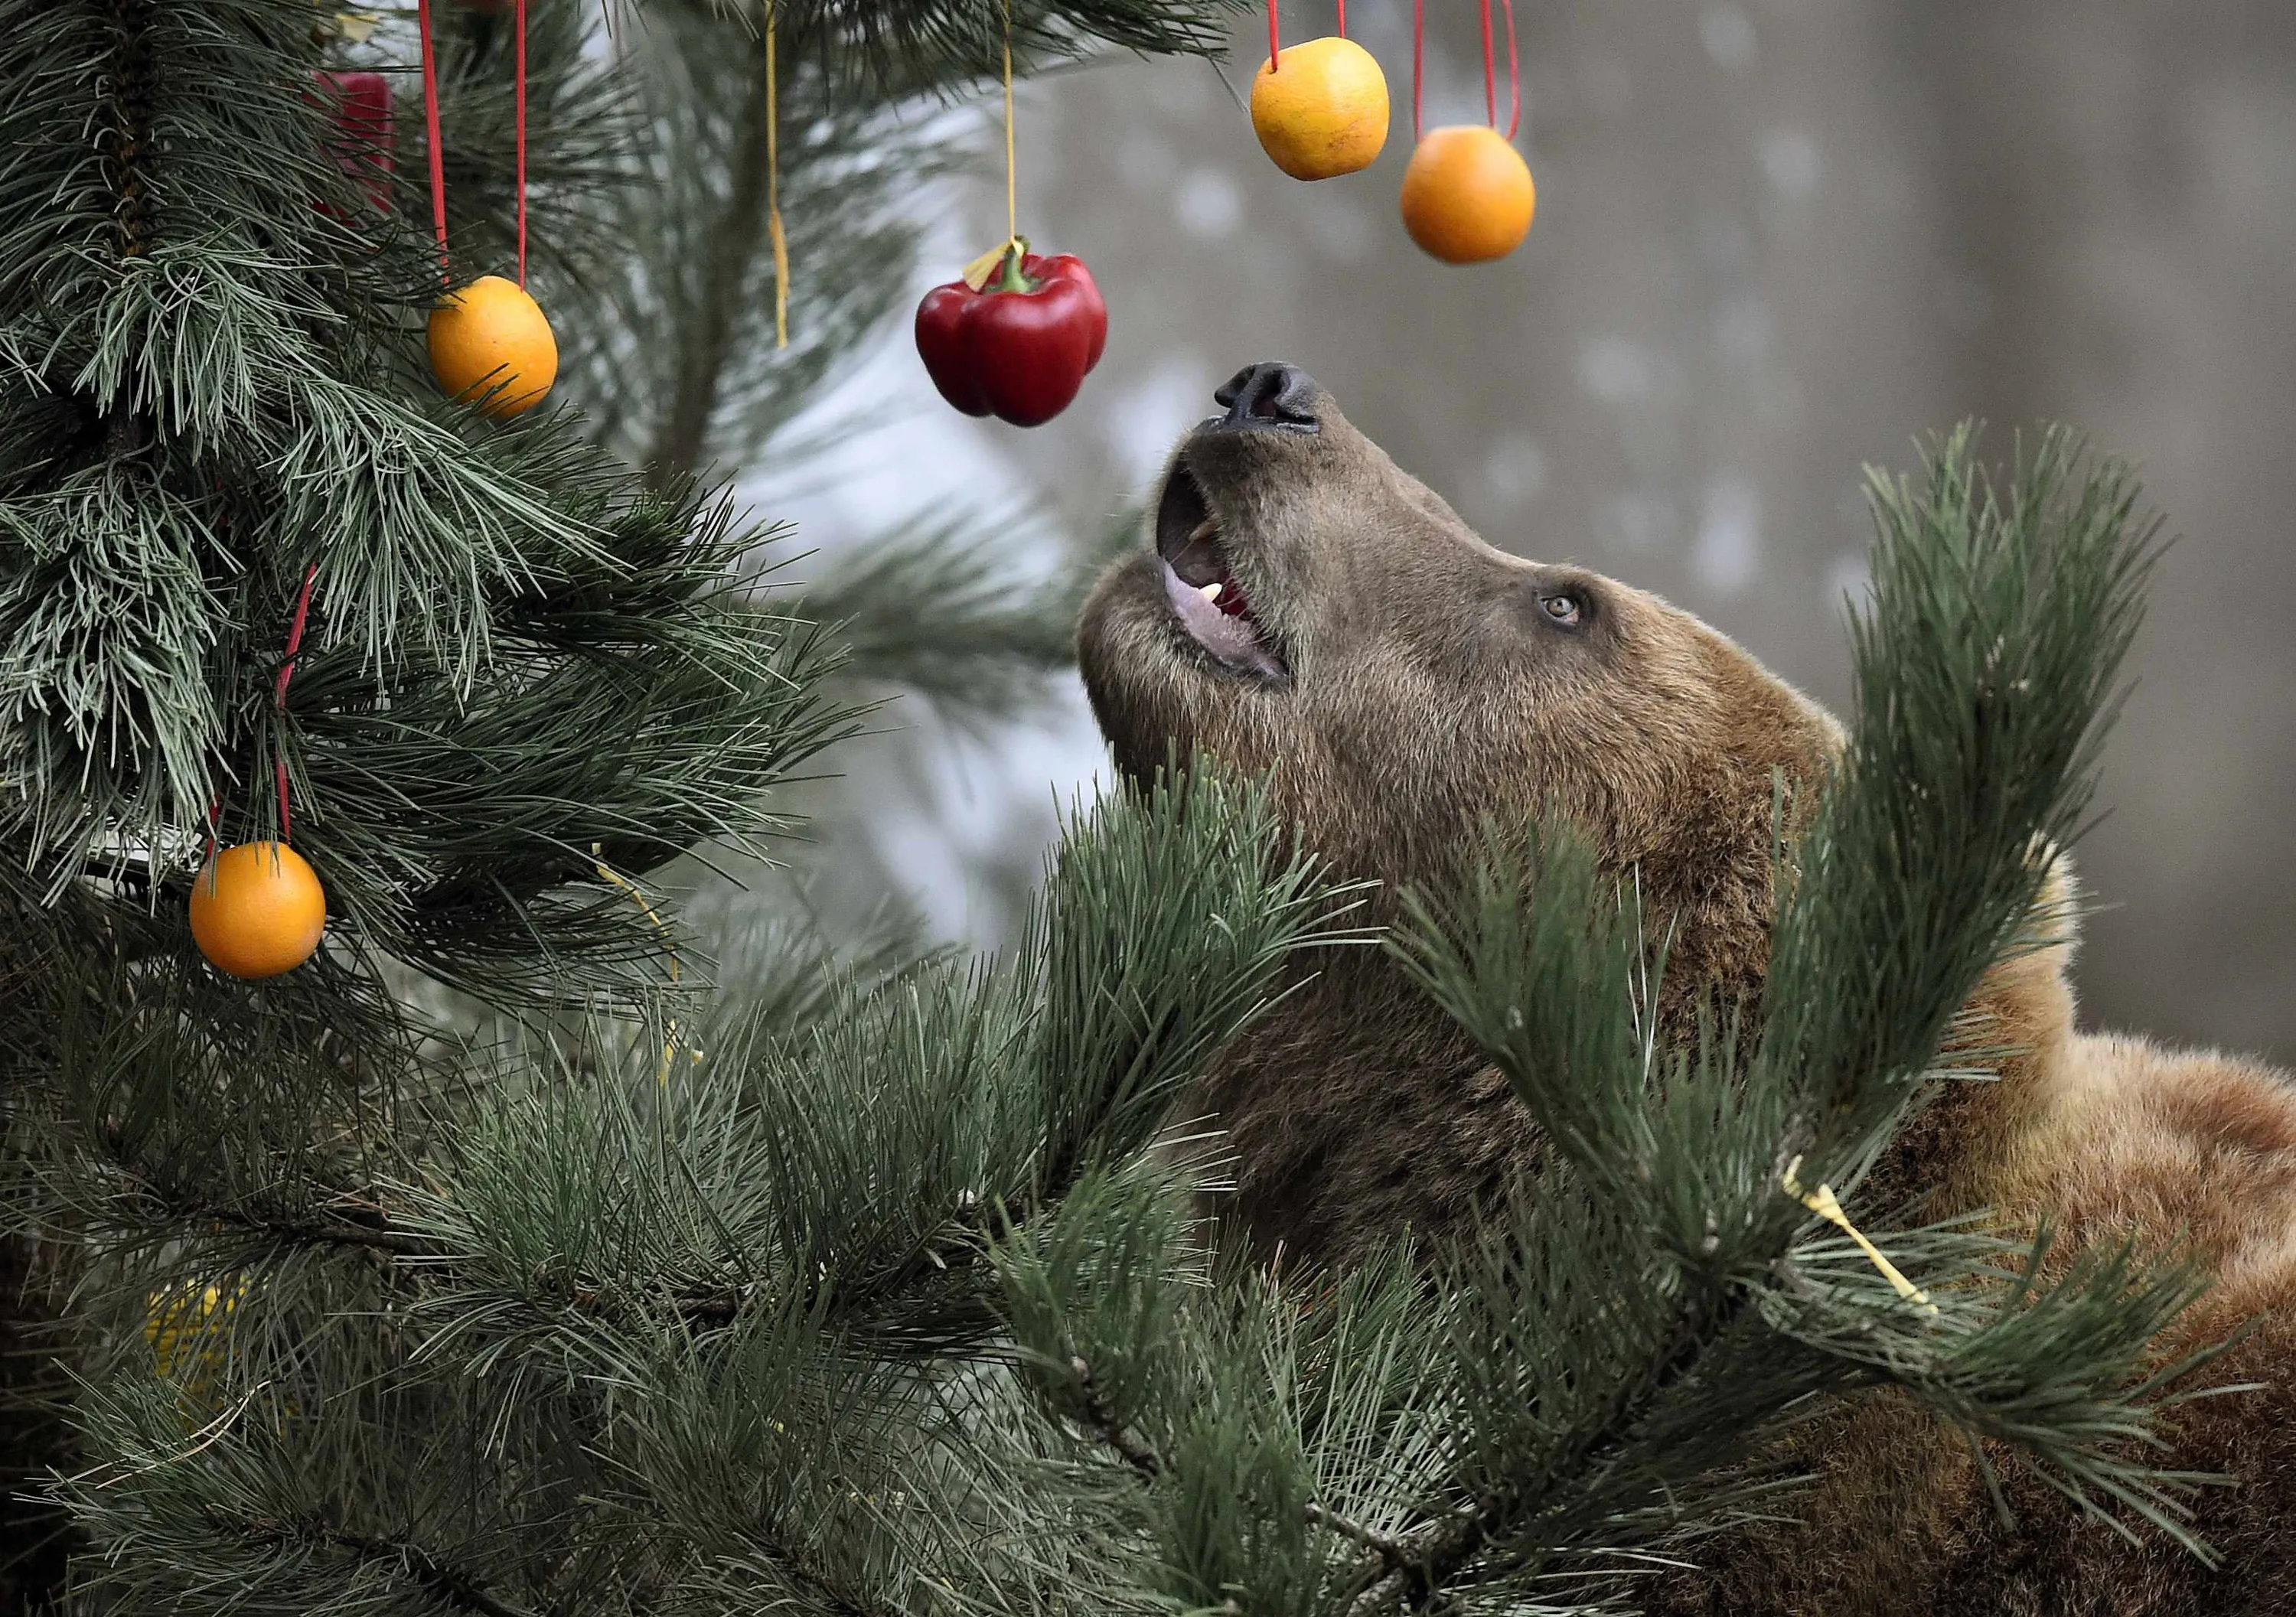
[752,0,2296,1063]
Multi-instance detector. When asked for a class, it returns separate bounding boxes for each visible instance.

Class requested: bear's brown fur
[1075,363,2296,1615]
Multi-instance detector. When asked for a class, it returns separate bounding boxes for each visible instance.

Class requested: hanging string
[1336,0,1345,38]
[1479,0,1495,129]
[1002,0,1017,246]
[1411,0,1423,141]
[1782,1158,1940,1318]
[1406,2,1514,141]
[416,0,448,282]
[1502,0,1520,139]
[272,562,319,845]
[1266,0,1279,69]
[514,0,528,286]
[593,846,696,1085]
[766,1,788,348]
[954,5,1025,295]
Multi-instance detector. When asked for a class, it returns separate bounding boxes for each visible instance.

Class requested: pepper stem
[993,237,1036,294]
[960,234,1035,293]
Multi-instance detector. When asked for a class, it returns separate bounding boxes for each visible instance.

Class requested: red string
[272,562,319,845]
[273,566,319,711]
[1412,0,1423,139]
[1336,0,1345,37]
[1502,0,1520,139]
[1479,0,1495,128]
[417,0,448,281]
[1267,0,1279,69]
[514,0,528,287]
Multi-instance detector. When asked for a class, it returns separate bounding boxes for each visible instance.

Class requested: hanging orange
[427,274,557,416]
[1399,126,1535,263]
[1251,37,1390,181]
[189,842,327,979]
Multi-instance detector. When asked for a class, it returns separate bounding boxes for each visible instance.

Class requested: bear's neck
[1186,944,1543,1270]
[1189,914,2083,1267]
[1860,935,2083,1219]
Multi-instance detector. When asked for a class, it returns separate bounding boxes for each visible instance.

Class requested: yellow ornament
[189,841,327,979]
[147,1276,243,1403]
[1399,125,1535,264]
[1250,37,1389,181]
[427,273,557,416]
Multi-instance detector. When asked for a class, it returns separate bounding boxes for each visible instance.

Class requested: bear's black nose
[1212,362,1319,433]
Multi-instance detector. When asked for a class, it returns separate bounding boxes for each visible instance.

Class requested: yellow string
[766,0,788,349]
[1002,0,1016,245]
[593,845,698,1084]
[1781,1156,1941,1319]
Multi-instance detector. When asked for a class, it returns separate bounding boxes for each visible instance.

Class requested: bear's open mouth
[1153,460,1287,683]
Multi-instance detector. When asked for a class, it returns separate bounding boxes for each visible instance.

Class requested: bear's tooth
[1199,582,1223,602]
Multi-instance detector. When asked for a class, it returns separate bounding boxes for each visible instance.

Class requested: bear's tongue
[1159,515,1281,680]
[1169,518,1255,621]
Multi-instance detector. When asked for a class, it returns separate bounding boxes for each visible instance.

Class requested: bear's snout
[1208,361,1322,435]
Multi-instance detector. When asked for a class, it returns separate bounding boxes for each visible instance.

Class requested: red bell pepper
[915,245,1107,428]
[310,71,395,218]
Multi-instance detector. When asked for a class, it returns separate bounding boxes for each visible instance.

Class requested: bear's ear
[2031,845,2085,963]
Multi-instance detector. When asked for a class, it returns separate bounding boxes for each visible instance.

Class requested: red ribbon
[1503,0,1520,139]
[1412,0,1424,139]
[514,0,528,286]
[416,0,448,280]
[1479,0,1495,127]
[272,563,319,844]
[1415,0,1523,142]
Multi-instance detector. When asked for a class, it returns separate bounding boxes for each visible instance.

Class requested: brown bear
[1075,363,2296,1616]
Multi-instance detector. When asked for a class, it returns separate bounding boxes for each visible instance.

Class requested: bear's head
[1078,363,1841,1009]
[1075,364,1851,1261]
[1079,366,2091,1263]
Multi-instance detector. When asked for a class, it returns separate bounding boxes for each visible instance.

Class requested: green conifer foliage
[0,1,2233,1612]
[0,0,1232,1604]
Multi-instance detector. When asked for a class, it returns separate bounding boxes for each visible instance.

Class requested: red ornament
[915,244,1107,428]
[311,70,394,217]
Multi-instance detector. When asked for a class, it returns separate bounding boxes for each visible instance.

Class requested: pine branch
[112,1182,768,1329]
[99,0,157,263]
[743,1521,914,1617]
[1065,1344,1422,1587]
[217,1511,534,1617]
[96,0,156,461]
[1353,1296,1731,1615]
[690,0,1239,93]
[1304,1502,1410,1564]
[647,38,777,487]
[1068,1353,1163,1481]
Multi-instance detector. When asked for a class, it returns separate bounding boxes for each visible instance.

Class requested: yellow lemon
[1251,37,1389,181]
[1399,126,1536,264]
[427,273,557,416]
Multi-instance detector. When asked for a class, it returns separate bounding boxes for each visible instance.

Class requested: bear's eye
[1539,592,1583,628]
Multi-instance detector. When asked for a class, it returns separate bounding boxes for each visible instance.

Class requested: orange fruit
[1399,126,1536,264]
[1251,37,1389,181]
[427,274,557,416]
[189,842,327,979]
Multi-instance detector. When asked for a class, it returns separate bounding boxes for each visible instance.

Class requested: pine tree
[0,3,2229,1614]
[0,0,1217,1602]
